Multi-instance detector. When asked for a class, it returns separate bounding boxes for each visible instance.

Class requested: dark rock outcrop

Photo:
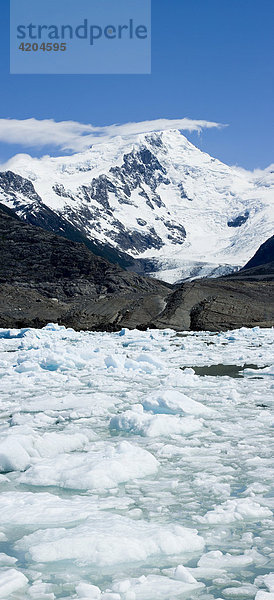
[242,235,274,270]
[223,235,274,281]
[0,205,170,330]
[227,211,249,228]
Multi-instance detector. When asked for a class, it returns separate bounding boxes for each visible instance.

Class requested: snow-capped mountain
[0,130,273,283]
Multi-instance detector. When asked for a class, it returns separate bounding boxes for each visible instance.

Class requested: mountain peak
[0,132,273,283]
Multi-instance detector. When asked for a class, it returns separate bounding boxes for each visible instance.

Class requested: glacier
[0,323,273,599]
[0,130,273,283]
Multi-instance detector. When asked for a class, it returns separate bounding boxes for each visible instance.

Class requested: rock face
[0,130,273,283]
[0,173,137,270]
[0,205,169,330]
[0,206,273,332]
[242,235,274,270]
[223,235,274,281]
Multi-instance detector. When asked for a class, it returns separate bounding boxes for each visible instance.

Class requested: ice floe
[110,405,203,437]
[0,324,273,598]
[15,518,204,565]
[195,498,272,524]
[19,441,159,490]
[0,569,28,598]
[112,573,204,599]
[142,389,214,415]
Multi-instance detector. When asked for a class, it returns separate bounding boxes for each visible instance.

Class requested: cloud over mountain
[0,117,224,153]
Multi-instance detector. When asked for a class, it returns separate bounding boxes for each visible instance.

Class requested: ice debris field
[0,324,273,600]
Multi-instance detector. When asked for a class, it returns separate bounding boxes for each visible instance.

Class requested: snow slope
[0,130,273,282]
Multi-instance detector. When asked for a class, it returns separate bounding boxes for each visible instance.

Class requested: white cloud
[0,117,225,153]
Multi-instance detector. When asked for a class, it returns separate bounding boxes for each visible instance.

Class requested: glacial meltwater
[0,325,273,600]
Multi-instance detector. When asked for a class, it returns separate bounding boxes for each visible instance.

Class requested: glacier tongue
[0,130,273,283]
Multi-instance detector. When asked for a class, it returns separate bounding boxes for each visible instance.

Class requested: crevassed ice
[0,324,273,599]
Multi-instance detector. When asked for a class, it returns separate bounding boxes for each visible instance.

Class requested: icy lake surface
[0,324,273,600]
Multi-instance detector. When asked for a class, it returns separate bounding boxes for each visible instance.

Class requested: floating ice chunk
[110,406,202,437]
[0,491,132,527]
[128,508,143,520]
[195,498,272,524]
[15,345,97,372]
[20,441,159,490]
[243,482,269,496]
[245,549,268,566]
[15,359,40,373]
[31,431,89,457]
[135,354,164,369]
[255,575,274,595]
[263,575,274,593]
[105,355,124,369]
[255,593,274,600]
[124,358,153,373]
[193,474,231,499]
[118,328,129,336]
[189,566,226,579]
[29,581,55,599]
[0,553,17,566]
[76,582,102,598]
[0,569,28,598]
[10,412,57,428]
[113,573,204,599]
[198,550,255,569]
[223,584,257,597]
[0,492,93,526]
[143,389,213,416]
[39,350,92,371]
[174,564,201,584]
[162,564,200,584]
[15,517,204,565]
[105,353,164,373]
[0,437,30,472]
[244,365,274,377]
[0,431,89,473]
[112,579,131,593]
[0,327,30,339]
[43,323,66,331]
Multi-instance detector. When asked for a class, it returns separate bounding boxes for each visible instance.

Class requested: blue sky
[0,0,273,169]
